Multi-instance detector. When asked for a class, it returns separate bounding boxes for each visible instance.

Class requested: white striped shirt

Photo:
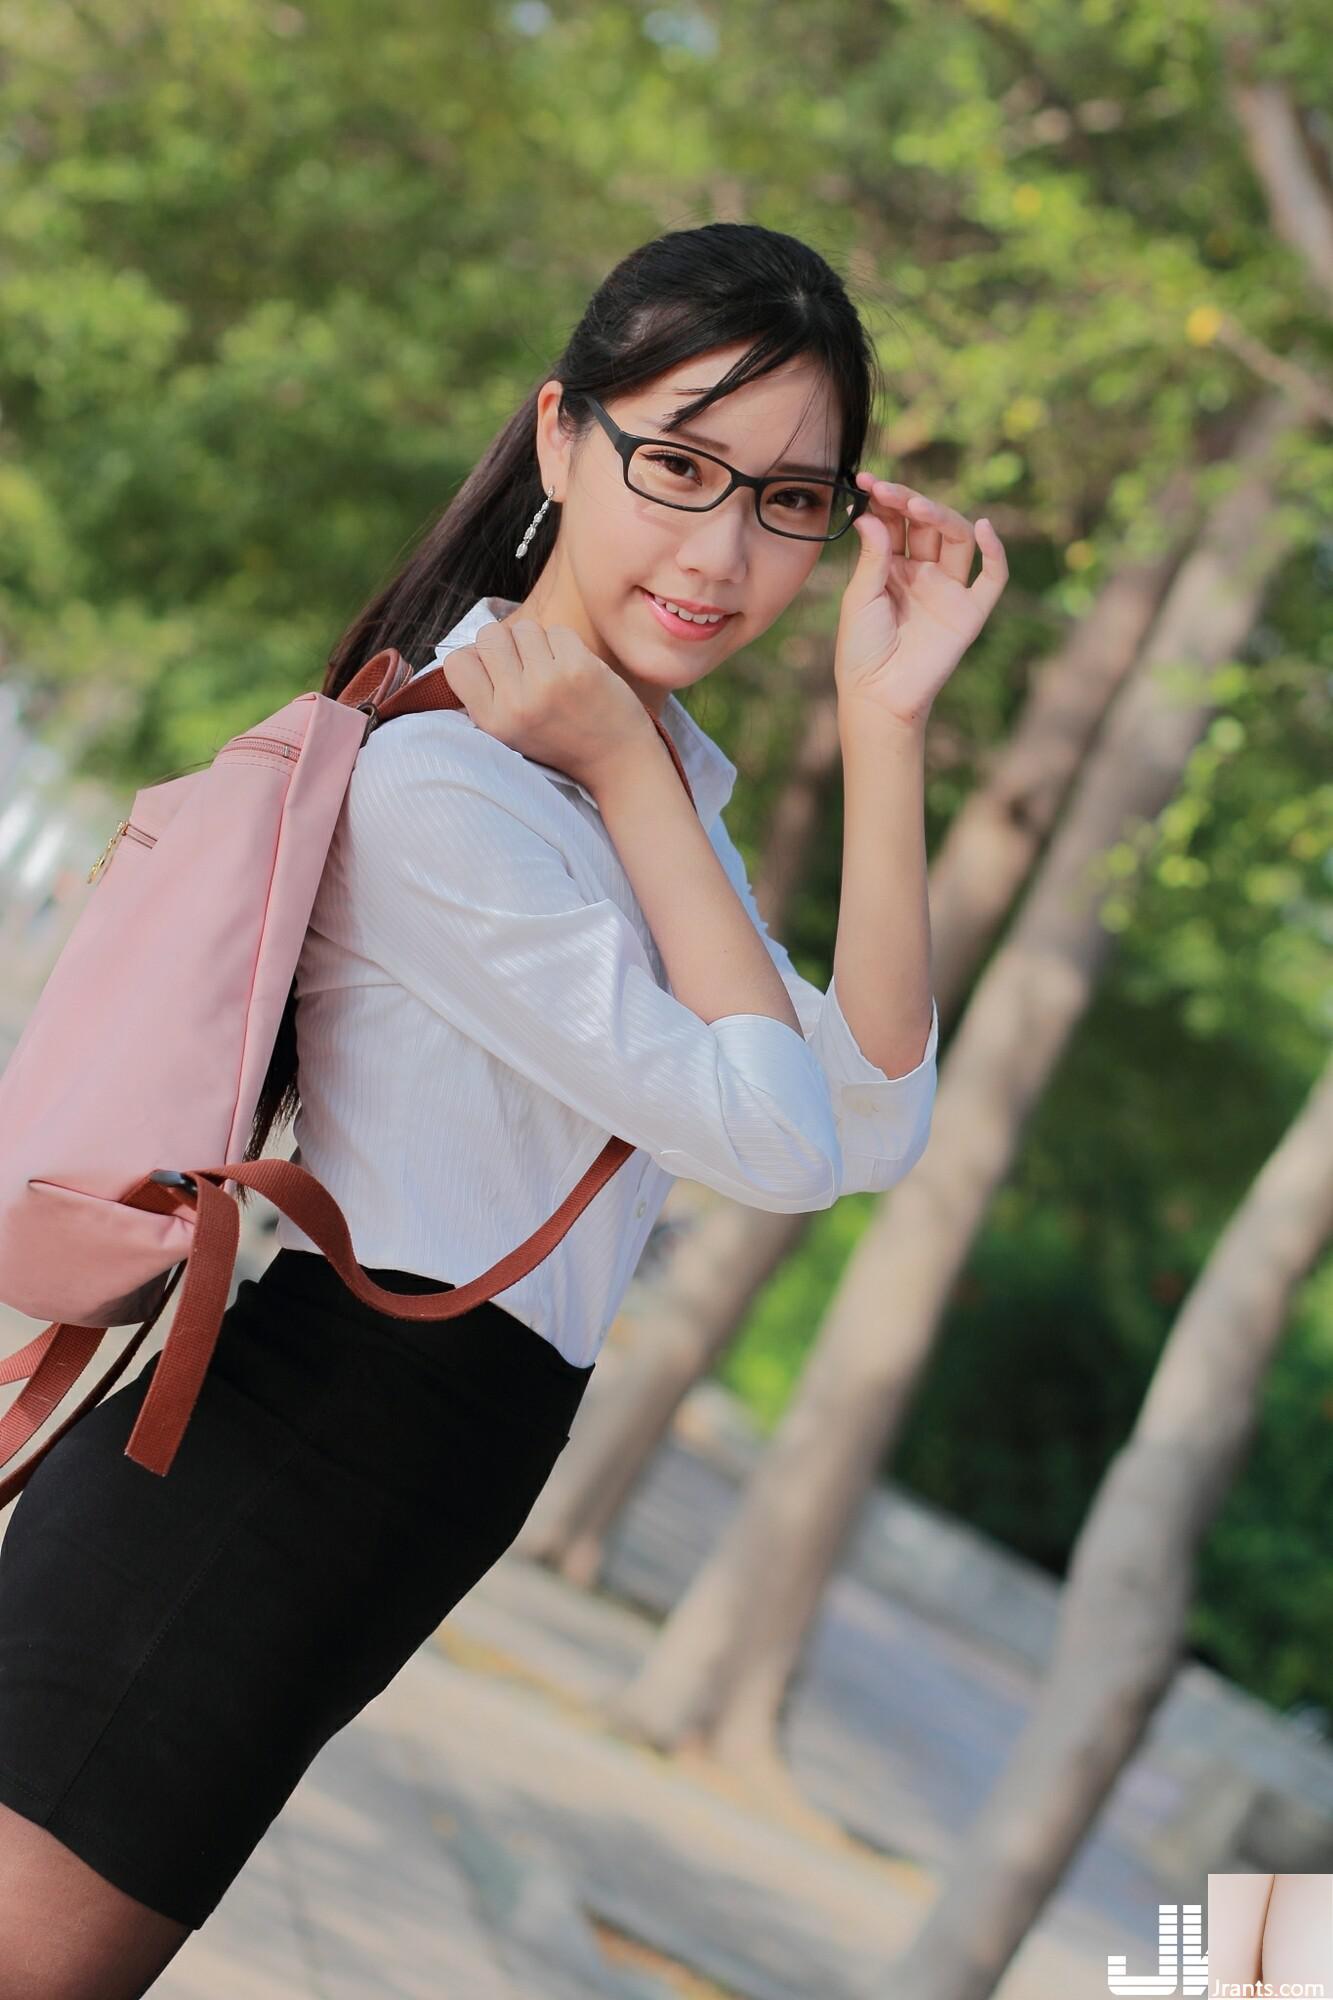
[274,593,939,1366]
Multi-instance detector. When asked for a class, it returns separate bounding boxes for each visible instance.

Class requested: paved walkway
[152,1574,1101,2000]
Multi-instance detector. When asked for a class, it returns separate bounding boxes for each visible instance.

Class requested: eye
[768,485,821,512]
[643,449,703,481]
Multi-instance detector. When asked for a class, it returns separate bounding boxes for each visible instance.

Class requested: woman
[0,219,1005,1996]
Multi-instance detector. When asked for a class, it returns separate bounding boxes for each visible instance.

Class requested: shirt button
[634,1198,647,1218]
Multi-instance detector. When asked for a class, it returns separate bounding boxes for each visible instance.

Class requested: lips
[653,592,729,615]
[641,588,735,641]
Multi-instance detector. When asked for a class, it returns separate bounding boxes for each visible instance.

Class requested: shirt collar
[422,595,737,827]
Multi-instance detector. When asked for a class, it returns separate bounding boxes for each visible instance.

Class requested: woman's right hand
[443,616,656,794]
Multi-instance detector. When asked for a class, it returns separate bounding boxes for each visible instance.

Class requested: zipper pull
[87,818,128,885]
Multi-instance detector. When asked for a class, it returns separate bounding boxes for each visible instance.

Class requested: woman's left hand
[834,475,1008,727]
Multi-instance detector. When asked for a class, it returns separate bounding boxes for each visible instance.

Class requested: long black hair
[238,220,884,1202]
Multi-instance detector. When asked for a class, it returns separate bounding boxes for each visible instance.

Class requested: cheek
[756,549,819,619]
[577,497,668,575]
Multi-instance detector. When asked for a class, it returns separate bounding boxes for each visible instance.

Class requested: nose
[674,487,754,577]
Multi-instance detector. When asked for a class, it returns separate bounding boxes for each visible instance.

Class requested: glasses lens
[627,441,731,511]
[759,477,860,541]
[626,442,858,541]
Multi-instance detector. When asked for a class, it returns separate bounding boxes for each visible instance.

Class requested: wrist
[579,726,672,803]
[839,702,930,759]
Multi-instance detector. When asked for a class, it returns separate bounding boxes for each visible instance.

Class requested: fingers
[855,471,908,557]
[886,485,973,580]
[875,481,947,563]
[970,517,1009,614]
[493,617,555,675]
[441,641,495,711]
[444,620,559,718]
[468,617,542,714]
[854,473,979,584]
[474,617,521,676]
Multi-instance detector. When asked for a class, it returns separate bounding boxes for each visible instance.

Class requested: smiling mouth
[642,589,735,628]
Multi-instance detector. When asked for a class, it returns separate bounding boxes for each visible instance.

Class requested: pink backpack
[0,647,696,1505]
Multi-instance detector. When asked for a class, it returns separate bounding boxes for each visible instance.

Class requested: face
[508,341,841,722]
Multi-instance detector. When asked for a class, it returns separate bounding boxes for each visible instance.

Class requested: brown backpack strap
[0,649,693,1495]
[119,1136,635,1476]
[0,1129,633,1491]
[0,1264,183,1506]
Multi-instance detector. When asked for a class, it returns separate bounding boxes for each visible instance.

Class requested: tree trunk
[522,443,1207,1577]
[1221,3,1333,306]
[750,676,842,919]
[893,1055,1333,2000]
[603,392,1301,1767]
[926,459,1199,1010]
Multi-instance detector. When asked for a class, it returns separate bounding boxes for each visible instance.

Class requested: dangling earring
[515,484,555,560]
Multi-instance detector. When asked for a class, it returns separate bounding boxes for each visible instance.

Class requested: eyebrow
[650,411,839,482]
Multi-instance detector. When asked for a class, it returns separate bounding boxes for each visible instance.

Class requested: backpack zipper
[215,732,301,762]
[86,733,298,884]
[86,818,156,884]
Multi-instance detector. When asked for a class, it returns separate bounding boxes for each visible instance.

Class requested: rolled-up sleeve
[335,727,844,1212]
[709,811,938,1195]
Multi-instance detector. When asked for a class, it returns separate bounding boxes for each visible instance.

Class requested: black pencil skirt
[0,1246,594,1929]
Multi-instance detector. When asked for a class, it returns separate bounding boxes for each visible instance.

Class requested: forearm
[831,708,935,1078]
[589,738,803,1034]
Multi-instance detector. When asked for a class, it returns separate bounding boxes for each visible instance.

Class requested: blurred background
[1,2,1330,1995]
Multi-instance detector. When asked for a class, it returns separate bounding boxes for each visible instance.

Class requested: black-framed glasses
[579,392,870,544]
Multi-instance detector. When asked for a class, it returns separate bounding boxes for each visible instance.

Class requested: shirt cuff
[815,975,939,1088]
[706,1010,842,1201]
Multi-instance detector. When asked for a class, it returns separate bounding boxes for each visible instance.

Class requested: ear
[533,378,574,505]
